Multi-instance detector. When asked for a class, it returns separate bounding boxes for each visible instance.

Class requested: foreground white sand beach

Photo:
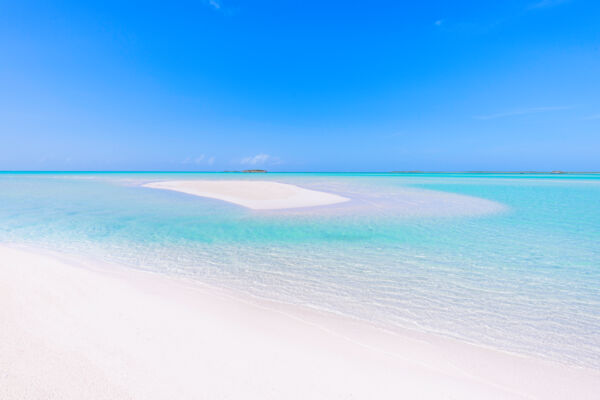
[143,180,350,210]
[2,245,599,399]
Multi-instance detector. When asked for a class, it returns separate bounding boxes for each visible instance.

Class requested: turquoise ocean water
[1,172,599,368]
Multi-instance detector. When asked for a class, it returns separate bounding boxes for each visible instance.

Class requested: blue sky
[1,0,599,171]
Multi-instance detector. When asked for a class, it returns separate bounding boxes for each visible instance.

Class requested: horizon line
[1,170,599,174]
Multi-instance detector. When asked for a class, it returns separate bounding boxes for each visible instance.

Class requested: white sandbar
[143,180,350,210]
[1,245,599,399]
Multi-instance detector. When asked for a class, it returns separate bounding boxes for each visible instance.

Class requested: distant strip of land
[390,171,599,174]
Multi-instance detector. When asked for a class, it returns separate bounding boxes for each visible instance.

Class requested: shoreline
[2,244,599,399]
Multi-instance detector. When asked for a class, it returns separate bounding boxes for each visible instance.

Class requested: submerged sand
[1,245,599,399]
[143,180,350,210]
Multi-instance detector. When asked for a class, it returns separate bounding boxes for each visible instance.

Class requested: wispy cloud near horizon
[240,153,280,166]
[473,106,574,120]
[182,155,215,165]
[583,114,600,120]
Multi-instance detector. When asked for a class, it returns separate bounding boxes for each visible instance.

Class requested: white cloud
[584,114,600,120]
[529,0,570,9]
[240,153,280,166]
[434,20,443,26]
[474,106,573,120]
[205,0,221,10]
[241,153,270,165]
[202,0,240,16]
[182,154,216,165]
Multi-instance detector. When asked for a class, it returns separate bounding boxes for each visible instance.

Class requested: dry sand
[143,180,350,210]
[1,245,599,399]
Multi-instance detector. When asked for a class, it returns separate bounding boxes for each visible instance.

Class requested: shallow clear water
[1,172,599,368]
